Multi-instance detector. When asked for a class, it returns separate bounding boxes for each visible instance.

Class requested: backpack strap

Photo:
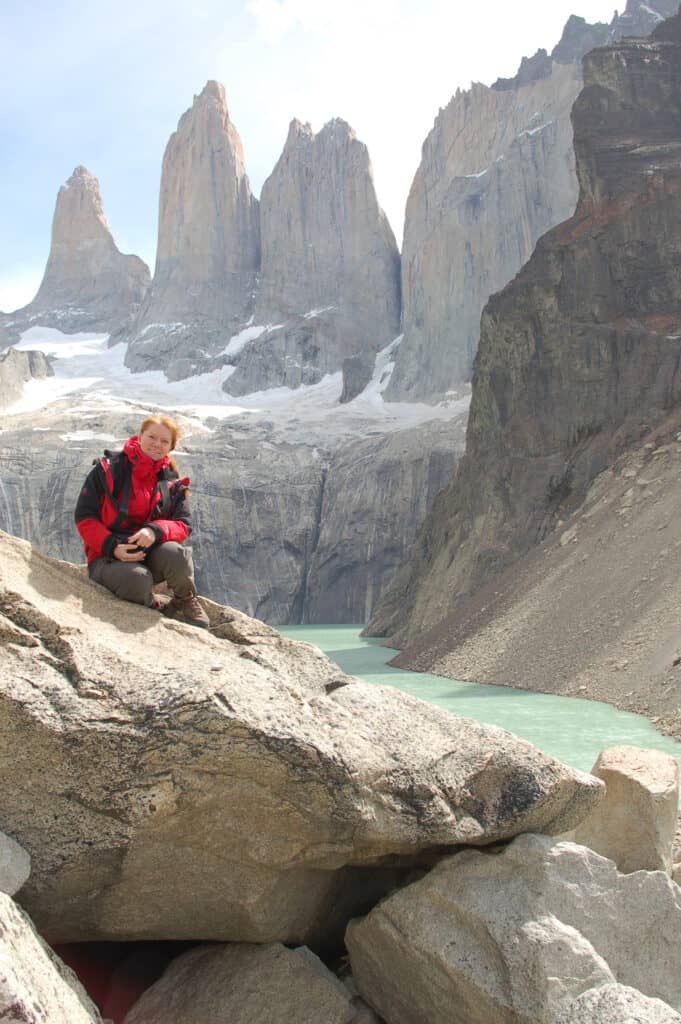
[151,477,173,519]
[94,451,133,532]
[148,473,190,520]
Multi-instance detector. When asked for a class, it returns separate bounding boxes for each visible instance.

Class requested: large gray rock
[224,118,400,396]
[347,834,681,1024]
[1,167,149,339]
[126,81,260,379]
[574,745,679,874]
[340,353,376,404]
[0,531,602,945]
[0,892,103,1023]
[0,348,52,410]
[0,829,30,896]
[124,942,381,1024]
[557,983,681,1024]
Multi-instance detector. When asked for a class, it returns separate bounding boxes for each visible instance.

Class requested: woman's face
[139,423,174,460]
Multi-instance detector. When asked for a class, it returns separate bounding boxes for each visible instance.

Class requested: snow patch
[519,120,553,139]
[5,327,470,442]
[59,431,119,443]
[463,168,489,179]
[15,325,109,358]
[216,324,269,358]
[138,322,186,338]
[303,306,336,319]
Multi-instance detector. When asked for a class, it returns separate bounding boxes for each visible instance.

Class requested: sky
[0,0,620,313]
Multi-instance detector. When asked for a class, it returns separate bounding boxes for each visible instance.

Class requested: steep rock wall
[0,411,463,625]
[368,13,681,650]
[125,82,260,379]
[224,118,400,396]
[386,62,582,400]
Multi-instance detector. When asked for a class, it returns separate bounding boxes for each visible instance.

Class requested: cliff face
[368,13,681,648]
[386,62,582,401]
[125,82,260,379]
[4,167,149,337]
[223,118,400,396]
[0,407,464,626]
[386,0,678,403]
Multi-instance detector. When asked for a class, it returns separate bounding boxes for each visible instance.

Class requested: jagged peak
[60,165,100,195]
[66,165,94,184]
[196,79,227,107]
[492,1,675,92]
[284,117,357,148]
[286,118,314,145]
[173,80,232,138]
[319,117,356,140]
[55,165,107,228]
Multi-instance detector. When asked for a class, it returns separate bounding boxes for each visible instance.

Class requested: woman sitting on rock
[74,413,209,628]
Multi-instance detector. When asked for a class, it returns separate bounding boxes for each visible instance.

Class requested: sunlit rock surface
[347,834,681,1024]
[123,943,381,1024]
[124,82,260,379]
[224,118,400,396]
[0,530,602,944]
[387,61,581,400]
[0,892,103,1023]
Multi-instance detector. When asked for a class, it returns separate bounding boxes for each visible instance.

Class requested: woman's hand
[113,543,147,562]
[127,527,156,549]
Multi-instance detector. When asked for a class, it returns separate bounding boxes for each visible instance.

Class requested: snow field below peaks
[6,326,470,443]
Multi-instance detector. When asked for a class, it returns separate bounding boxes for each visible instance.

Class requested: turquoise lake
[281,625,681,786]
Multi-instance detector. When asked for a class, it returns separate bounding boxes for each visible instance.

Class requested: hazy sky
[1,0,620,313]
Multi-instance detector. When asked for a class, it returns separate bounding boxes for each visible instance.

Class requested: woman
[75,414,209,629]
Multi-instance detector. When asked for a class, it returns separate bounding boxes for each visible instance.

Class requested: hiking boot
[164,593,210,629]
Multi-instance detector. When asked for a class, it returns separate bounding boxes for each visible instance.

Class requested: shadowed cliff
[368,11,681,651]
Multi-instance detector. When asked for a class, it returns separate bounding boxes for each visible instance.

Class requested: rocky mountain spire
[258,117,399,325]
[126,81,260,376]
[25,166,150,329]
[222,117,401,396]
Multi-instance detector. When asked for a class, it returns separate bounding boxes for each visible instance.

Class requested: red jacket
[74,436,191,563]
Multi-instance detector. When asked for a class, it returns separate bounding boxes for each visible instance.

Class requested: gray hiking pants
[88,542,196,607]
